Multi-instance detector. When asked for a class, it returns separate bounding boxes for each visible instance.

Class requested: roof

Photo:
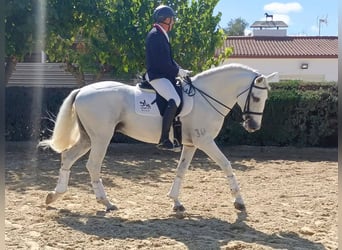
[219,36,338,58]
[250,21,288,28]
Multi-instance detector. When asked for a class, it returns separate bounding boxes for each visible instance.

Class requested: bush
[5,87,71,141]
[216,80,337,147]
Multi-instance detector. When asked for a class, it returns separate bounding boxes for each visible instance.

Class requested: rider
[145,4,191,151]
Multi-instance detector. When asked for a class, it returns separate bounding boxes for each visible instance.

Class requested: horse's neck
[193,69,252,103]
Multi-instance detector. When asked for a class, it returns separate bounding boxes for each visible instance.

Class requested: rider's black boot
[157,99,180,151]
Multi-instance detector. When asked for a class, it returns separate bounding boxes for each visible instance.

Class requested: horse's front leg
[168,145,197,212]
[198,139,245,211]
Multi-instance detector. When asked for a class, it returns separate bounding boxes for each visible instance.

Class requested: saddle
[138,76,184,116]
[138,75,186,146]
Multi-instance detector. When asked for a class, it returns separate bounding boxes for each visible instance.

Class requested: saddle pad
[134,88,160,116]
[134,85,193,117]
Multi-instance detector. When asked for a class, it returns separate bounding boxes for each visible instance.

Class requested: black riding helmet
[153,5,176,23]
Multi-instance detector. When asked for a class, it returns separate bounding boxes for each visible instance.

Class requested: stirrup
[172,139,182,152]
[157,139,181,152]
[157,139,174,151]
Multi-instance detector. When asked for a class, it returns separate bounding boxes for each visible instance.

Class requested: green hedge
[217,80,337,147]
[5,80,338,147]
[5,87,71,141]
[5,86,137,143]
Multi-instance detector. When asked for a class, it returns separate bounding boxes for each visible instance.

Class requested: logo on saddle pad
[139,99,152,112]
[134,85,193,117]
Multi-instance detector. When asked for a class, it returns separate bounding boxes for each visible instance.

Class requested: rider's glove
[178,68,192,78]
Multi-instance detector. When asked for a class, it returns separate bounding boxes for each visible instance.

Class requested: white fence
[7,63,81,87]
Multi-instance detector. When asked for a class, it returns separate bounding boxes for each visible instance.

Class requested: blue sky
[214,0,338,36]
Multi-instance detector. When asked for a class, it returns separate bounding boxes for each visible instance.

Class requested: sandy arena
[5,142,337,249]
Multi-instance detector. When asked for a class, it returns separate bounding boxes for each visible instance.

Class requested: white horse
[39,63,277,212]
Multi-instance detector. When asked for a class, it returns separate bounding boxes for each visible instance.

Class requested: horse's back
[73,81,135,136]
[75,81,134,105]
[76,81,130,98]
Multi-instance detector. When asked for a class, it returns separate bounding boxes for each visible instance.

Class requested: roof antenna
[318,15,328,36]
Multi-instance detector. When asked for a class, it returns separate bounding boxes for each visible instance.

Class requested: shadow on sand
[55,210,324,250]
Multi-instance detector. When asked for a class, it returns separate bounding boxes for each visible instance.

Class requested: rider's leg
[158,99,178,149]
[149,78,181,150]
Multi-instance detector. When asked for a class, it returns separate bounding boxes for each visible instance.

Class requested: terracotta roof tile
[219,36,338,58]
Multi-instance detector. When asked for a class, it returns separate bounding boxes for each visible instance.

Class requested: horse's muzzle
[242,116,260,133]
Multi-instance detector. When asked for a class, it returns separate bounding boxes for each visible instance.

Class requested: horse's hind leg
[168,145,197,212]
[85,137,116,211]
[46,132,91,205]
[198,140,245,211]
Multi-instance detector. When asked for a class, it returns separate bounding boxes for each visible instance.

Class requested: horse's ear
[266,72,278,81]
[255,75,271,90]
[255,76,264,84]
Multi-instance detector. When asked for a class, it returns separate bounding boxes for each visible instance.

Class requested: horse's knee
[221,160,233,176]
[176,162,188,178]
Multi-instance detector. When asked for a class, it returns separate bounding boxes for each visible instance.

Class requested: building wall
[223,58,337,82]
[7,63,124,87]
[7,63,79,87]
[252,29,287,37]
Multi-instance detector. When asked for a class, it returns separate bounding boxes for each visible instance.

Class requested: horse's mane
[193,63,259,82]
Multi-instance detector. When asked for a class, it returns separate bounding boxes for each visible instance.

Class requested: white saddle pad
[134,84,193,117]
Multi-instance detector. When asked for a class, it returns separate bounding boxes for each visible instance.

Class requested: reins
[183,75,266,117]
[183,76,233,116]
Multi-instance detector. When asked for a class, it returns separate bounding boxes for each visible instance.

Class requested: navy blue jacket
[145,25,179,85]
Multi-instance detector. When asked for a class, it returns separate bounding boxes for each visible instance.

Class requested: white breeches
[149,78,181,107]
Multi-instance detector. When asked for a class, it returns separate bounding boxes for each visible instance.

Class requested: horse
[39,63,277,212]
[265,12,274,21]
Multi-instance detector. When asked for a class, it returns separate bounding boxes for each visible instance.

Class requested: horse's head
[237,72,277,132]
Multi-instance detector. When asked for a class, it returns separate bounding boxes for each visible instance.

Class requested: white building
[219,20,338,82]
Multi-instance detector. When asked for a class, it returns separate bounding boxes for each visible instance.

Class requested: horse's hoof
[234,202,246,211]
[46,191,58,205]
[105,204,118,212]
[173,204,186,213]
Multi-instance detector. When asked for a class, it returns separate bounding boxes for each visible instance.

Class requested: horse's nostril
[243,117,260,132]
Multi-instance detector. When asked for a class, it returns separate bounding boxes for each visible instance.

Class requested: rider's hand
[178,68,192,78]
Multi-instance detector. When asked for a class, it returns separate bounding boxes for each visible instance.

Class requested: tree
[45,0,231,82]
[6,0,232,84]
[5,0,42,83]
[45,0,107,83]
[223,17,248,36]
[171,0,232,72]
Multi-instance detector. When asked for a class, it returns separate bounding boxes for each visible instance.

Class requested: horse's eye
[251,93,260,102]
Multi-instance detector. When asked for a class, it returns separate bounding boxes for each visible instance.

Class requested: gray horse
[39,63,277,212]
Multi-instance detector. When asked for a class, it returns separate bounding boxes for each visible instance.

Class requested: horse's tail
[39,89,81,153]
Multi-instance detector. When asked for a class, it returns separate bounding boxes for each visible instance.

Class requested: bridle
[236,75,269,117]
[183,75,268,117]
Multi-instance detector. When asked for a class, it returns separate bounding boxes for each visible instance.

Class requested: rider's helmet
[153,5,176,23]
